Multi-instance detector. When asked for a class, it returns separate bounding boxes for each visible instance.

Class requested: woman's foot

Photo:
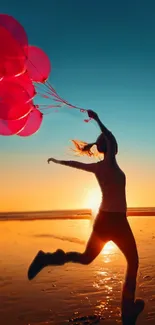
[28,249,66,280]
[133,299,145,323]
[28,250,46,280]
[122,298,145,325]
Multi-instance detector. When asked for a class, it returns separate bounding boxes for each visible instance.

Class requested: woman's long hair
[70,139,103,160]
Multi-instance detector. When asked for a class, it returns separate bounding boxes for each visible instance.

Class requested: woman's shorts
[93,209,127,241]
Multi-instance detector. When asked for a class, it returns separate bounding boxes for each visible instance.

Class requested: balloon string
[27,57,90,122]
[38,104,63,108]
[39,104,91,122]
[35,81,88,114]
[45,81,88,112]
[27,58,88,112]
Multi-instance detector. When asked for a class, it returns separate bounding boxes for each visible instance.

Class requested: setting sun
[85,188,102,215]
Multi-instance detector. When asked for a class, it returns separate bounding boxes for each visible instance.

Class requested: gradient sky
[0,0,155,211]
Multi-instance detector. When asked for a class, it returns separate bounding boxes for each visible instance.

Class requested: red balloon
[11,72,35,98]
[0,14,28,56]
[0,81,32,120]
[26,45,51,83]
[0,26,26,78]
[0,114,29,136]
[17,107,43,137]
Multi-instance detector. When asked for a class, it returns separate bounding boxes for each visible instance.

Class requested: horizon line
[0,207,155,215]
[0,207,155,222]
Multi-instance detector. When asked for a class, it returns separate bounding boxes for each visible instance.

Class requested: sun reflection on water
[102,241,117,255]
[94,263,121,322]
[93,241,122,321]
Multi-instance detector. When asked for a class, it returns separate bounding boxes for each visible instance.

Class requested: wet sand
[0,217,155,324]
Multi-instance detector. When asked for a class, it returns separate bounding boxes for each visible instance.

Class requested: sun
[85,188,102,216]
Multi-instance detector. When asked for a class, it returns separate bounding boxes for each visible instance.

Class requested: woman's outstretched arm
[47,158,97,173]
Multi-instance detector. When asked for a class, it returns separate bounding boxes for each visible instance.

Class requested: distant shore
[0,208,155,221]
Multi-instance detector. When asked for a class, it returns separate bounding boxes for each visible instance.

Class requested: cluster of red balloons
[0,14,51,137]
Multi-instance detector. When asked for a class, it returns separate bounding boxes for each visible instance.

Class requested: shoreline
[0,208,155,221]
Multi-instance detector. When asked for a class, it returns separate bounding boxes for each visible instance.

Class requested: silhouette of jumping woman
[28,110,144,324]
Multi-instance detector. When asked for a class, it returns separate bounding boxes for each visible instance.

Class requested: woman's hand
[47,158,60,164]
[87,110,98,120]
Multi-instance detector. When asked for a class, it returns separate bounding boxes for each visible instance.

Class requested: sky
[0,0,155,212]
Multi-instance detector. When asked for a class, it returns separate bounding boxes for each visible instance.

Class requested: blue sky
[0,0,155,211]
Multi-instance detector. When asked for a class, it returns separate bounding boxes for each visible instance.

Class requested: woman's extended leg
[28,231,107,280]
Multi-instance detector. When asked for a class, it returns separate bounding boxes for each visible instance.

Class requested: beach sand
[0,216,155,324]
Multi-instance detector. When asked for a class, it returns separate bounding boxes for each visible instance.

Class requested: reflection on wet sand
[0,218,155,324]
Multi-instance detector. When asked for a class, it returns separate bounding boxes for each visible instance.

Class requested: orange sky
[0,153,155,212]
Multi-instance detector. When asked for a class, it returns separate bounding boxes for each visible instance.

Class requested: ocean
[0,210,155,324]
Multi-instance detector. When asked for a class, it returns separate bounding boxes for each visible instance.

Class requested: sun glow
[85,188,102,216]
[102,241,116,255]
